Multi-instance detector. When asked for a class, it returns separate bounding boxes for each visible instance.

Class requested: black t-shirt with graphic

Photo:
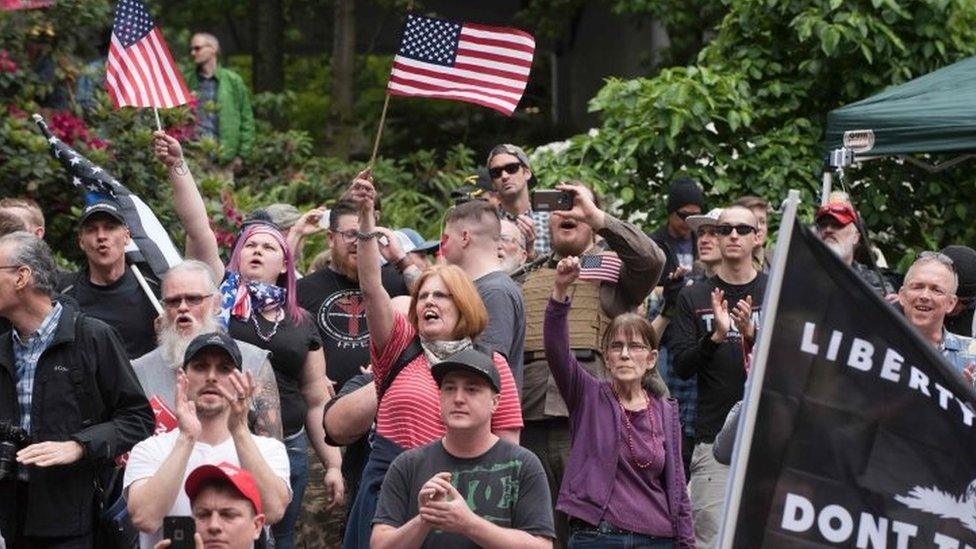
[373,439,555,548]
[296,266,409,389]
[670,272,767,443]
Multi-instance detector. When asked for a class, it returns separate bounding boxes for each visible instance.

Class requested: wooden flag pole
[153,107,163,132]
[368,93,392,168]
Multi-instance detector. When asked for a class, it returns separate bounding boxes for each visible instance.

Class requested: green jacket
[185,65,255,164]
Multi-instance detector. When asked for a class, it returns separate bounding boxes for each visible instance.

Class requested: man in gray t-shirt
[371,348,552,549]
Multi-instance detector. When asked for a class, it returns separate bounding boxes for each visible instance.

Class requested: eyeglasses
[161,293,213,309]
[417,290,452,302]
[675,210,698,220]
[714,224,757,236]
[331,229,359,243]
[488,162,522,180]
[918,251,955,272]
[697,226,717,237]
[0,265,22,271]
[608,341,650,354]
[189,45,211,52]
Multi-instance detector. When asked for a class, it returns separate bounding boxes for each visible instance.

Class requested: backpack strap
[376,336,423,402]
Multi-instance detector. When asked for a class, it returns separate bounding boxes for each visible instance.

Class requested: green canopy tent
[822,55,976,202]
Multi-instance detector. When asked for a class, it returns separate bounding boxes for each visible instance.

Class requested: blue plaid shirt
[13,302,63,434]
[529,210,551,257]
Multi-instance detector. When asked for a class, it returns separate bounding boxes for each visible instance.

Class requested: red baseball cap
[185,462,263,515]
[815,202,858,226]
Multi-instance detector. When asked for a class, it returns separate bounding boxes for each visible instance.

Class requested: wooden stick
[130,263,164,316]
[368,93,391,168]
[153,107,162,132]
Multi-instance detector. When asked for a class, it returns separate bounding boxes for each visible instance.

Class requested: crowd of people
[2,30,976,549]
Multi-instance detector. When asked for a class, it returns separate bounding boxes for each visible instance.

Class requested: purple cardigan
[545,297,695,547]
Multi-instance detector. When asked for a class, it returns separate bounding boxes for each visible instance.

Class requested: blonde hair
[408,264,488,339]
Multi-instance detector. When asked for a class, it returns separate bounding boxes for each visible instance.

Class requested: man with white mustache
[814,201,893,296]
[132,260,283,440]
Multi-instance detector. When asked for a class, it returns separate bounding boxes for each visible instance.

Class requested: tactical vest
[523,266,612,354]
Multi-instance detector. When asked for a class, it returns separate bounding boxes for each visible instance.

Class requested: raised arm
[544,256,596,408]
[350,172,394,351]
[323,380,377,446]
[152,131,224,280]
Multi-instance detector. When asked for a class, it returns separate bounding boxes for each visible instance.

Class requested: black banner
[726,218,976,548]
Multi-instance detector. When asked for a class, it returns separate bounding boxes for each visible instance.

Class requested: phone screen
[163,516,196,549]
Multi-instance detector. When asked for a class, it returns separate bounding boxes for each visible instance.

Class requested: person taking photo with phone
[514,181,665,545]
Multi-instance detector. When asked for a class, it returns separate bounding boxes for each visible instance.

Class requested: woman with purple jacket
[545,256,695,548]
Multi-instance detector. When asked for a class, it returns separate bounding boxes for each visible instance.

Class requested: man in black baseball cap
[372,347,555,547]
[183,331,243,371]
[60,195,163,359]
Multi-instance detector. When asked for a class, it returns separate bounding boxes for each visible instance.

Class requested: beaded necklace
[251,308,283,342]
[613,387,657,470]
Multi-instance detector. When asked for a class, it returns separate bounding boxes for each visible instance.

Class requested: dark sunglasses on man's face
[675,210,697,220]
[714,224,757,236]
[489,162,522,180]
[162,293,212,309]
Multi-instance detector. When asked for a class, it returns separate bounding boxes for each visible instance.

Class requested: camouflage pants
[295,444,347,549]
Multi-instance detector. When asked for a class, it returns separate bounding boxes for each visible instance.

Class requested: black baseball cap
[431,348,501,393]
[183,332,243,370]
[79,197,126,226]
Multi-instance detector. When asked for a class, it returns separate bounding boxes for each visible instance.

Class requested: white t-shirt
[123,428,291,549]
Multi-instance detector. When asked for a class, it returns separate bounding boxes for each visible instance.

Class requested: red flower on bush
[0,50,18,74]
[6,104,27,119]
[48,111,111,150]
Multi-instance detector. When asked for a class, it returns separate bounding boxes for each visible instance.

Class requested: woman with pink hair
[151,131,344,549]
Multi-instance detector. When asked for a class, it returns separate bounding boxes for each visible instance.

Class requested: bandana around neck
[421,337,472,366]
[218,270,286,328]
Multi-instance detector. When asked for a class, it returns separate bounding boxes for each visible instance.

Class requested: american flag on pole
[33,114,182,279]
[579,253,623,284]
[106,0,190,109]
[388,14,535,116]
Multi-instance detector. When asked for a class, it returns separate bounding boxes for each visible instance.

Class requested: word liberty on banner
[719,191,976,548]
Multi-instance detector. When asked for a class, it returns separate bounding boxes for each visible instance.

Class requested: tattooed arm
[249,358,284,440]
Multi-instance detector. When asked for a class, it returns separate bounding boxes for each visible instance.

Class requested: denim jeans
[569,528,675,549]
[272,429,309,549]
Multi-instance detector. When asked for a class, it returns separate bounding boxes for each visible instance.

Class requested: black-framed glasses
[675,210,698,220]
[0,265,22,270]
[331,229,359,243]
[488,162,522,180]
[714,224,757,236]
[161,293,213,309]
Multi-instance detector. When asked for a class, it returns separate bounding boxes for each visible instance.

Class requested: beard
[824,237,855,263]
[158,314,222,367]
[331,251,359,281]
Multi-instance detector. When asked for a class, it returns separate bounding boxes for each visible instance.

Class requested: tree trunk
[252,0,284,93]
[328,0,356,159]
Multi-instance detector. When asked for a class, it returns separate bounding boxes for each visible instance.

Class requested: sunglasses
[675,210,698,220]
[488,162,522,180]
[714,224,757,236]
[161,293,212,309]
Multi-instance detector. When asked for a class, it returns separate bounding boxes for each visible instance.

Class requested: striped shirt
[13,302,64,433]
[372,313,523,449]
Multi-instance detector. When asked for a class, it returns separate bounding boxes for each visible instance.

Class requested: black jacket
[0,302,154,538]
[649,224,698,286]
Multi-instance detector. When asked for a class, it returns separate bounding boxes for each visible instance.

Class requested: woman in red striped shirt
[341,173,523,549]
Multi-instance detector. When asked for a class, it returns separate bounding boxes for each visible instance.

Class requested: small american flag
[106,0,190,109]
[579,254,623,284]
[388,14,535,116]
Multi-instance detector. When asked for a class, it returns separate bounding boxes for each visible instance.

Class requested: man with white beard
[132,260,283,439]
[814,201,893,296]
